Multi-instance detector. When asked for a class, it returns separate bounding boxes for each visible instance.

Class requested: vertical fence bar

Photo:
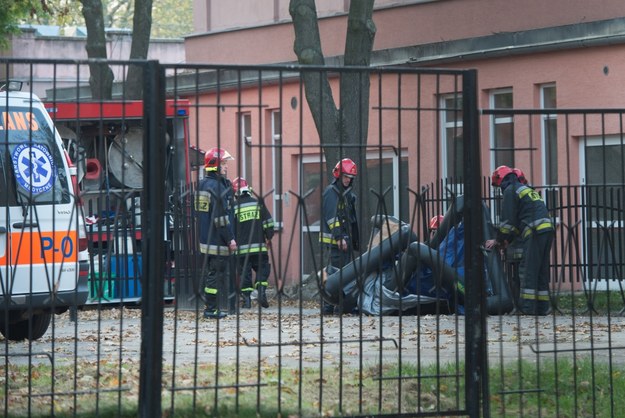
[139,60,166,417]
[462,69,488,417]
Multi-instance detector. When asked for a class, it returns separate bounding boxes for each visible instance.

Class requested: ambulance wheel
[0,312,52,341]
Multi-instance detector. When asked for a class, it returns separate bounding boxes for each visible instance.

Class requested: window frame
[540,84,558,186]
[239,112,252,181]
[489,89,515,171]
[298,149,409,276]
[440,93,464,185]
[270,109,282,227]
[579,135,625,288]
[299,149,408,232]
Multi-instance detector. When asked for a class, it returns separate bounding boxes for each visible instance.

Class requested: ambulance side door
[2,104,77,297]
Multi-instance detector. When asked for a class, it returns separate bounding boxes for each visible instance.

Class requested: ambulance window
[0,149,19,207]
[1,107,70,205]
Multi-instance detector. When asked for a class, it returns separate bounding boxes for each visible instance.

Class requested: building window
[299,150,408,274]
[239,112,252,181]
[581,136,625,287]
[582,136,625,222]
[441,94,463,183]
[271,110,282,225]
[541,85,558,185]
[490,90,514,169]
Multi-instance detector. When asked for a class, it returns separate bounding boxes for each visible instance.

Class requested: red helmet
[512,168,528,185]
[491,165,514,187]
[204,147,233,171]
[232,177,250,194]
[429,215,444,230]
[332,158,358,179]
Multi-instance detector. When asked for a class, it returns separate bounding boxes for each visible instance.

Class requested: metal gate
[1,59,624,417]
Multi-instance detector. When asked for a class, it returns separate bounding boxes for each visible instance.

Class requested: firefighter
[196,147,237,319]
[320,158,360,315]
[232,177,275,309]
[484,165,554,315]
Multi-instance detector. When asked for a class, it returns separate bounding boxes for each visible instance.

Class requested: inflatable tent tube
[411,195,513,314]
[324,223,416,305]
[370,214,403,230]
[400,242,465,302]
[401,241,513,314]
[481,209,514,314]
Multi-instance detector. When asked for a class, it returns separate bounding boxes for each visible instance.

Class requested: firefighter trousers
[518,230,554,315]
[238,253,271,292]
[203,255,236,313]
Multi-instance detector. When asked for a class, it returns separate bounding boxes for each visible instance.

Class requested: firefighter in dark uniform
[320,158,360,314]
[485,165,554,315]
[196,147,237,319]
[232,177,275,309]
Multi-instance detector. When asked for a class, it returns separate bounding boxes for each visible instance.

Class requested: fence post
[462,69,489,417]
[139,60,166,417]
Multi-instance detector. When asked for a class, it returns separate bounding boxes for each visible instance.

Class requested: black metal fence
[1,59,624,417]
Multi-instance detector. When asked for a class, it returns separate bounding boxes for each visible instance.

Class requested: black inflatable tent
[322,196,514,315]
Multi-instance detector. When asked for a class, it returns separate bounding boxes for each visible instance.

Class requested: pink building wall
[187,0,625,65]
[187,42,625,207]
[185,0,625,186]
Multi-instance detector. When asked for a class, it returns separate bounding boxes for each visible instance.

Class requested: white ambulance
[0,82,89,341]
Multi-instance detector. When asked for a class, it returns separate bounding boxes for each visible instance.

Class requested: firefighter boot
[241,291,252,309]
[203,294,227,319]
[258,285,269,308]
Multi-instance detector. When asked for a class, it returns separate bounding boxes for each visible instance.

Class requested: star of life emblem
[12,143,56,194]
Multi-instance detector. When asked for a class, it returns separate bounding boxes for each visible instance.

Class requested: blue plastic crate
[110,254,143,299]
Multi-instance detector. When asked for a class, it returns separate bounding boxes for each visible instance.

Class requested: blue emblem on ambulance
[12,143,56,194]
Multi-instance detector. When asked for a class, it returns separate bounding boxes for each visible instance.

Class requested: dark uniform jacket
[320,179,360,250]
[195,172,235,256]
[233,192,274,255]
[496,177,554,243]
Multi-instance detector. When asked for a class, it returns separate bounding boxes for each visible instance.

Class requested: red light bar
[45,100,189,120]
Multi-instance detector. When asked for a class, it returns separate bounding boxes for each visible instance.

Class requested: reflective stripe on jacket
[233,193,274,255]
[496,180,554,243]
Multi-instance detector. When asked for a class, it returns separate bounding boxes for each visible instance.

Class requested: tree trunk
[289,0,340,170]
[126,0,153,99]
[290,0,376,238]
[80,0,114,100]
[341,0,375,235]
[341,0,375,154]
